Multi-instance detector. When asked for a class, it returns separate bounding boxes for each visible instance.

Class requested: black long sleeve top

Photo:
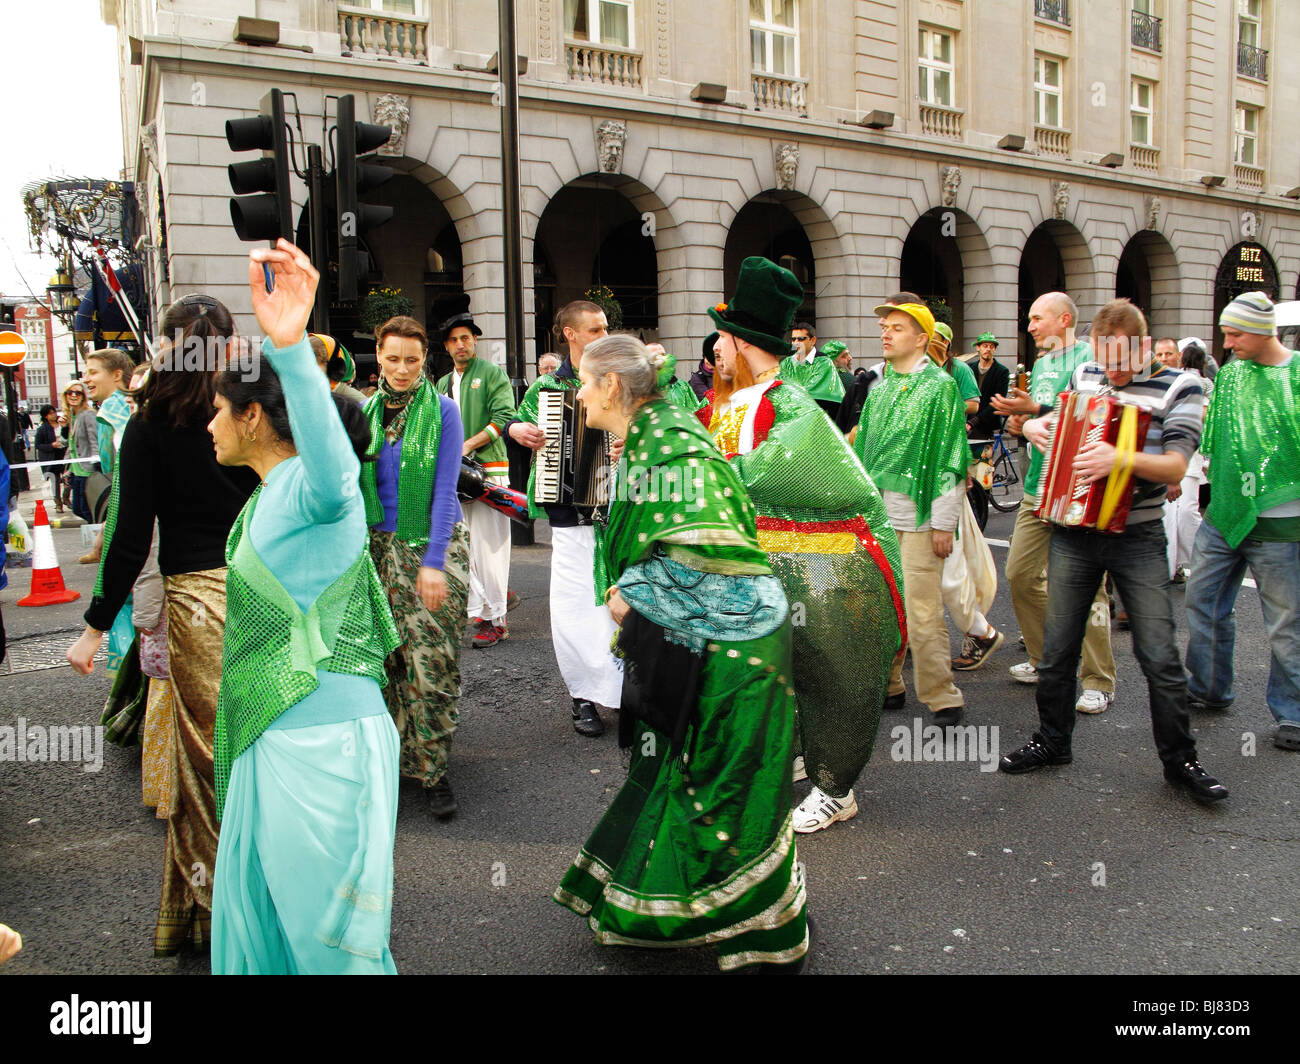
[84,414,259,631]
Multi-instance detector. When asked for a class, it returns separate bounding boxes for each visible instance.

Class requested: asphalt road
[0,491,1295,976]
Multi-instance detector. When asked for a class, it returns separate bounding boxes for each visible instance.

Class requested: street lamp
[46,259,81,378]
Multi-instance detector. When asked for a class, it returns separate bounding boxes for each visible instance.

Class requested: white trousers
[1163,474,1203,578]
[549,524,623,708]
[465,496,511,623]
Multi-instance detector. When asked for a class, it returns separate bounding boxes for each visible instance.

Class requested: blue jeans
[1036,520,1197,765]
[1184,520,1300,725]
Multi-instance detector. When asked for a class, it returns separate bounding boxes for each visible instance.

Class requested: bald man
[992,292,1117,714]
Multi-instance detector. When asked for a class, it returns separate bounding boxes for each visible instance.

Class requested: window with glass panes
[344,0,425,13]
[750,0,798,77]
[1034,55,1062,128]
[1130,79,1154,145]
[1234,104,1259,165]
[1238,0,1260,48]
[566,0,633,48]
[918,28,954,107]
[1132,0,1152,13]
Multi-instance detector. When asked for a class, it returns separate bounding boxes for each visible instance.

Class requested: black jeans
[1035,520,1197,765]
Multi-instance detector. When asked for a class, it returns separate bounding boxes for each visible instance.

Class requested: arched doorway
[1017,220,1092,368]
[1212,241,1279,363]
[898,207,991,346]
[532,175,659,363]
[295,171,463,379]
[724,195,816,326]
[1115,230,1180,336]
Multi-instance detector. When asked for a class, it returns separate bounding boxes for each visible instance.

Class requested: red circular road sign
[0,330,28,368]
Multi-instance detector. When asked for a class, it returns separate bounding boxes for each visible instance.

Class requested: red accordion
[1035,391,1150,534]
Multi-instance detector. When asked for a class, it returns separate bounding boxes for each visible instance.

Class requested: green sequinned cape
[853,359,969,529]
[1201,353,1300,549]
[778,354,846,404]
[214,488,401,819]
[360,379,443,547]
[594,398,771,604]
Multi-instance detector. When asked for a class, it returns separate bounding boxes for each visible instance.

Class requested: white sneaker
[1009,661,1039,684]
[792,787,858,834]
[1076,689,1113,714]
[792,755,807,783]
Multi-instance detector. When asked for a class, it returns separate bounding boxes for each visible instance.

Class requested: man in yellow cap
[854,302,971,725]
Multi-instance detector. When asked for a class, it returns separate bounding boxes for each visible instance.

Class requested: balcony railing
[919,103,963,139]
[752,73,808,116]
[339,8,427,62]
[1237,41,1268,81]
[1235,163,1264,191]
[1034,0,1069,27]
[566,42,643,88]
[1034,125,1071,157]
[1131,11,1162,52]
[1130,145,1159,171]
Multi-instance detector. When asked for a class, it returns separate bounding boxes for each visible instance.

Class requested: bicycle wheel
[967,482,989,530]
[988,447,1021,512]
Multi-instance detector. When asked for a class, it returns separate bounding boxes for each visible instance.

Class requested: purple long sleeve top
[371,393,464,569]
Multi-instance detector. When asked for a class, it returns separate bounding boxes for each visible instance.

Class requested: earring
[600,400,611,410]
[245,430,257,443]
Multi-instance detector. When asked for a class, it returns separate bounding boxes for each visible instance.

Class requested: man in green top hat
[854,300,970,726]
[966,332,1010,437]
[434,295,518,650]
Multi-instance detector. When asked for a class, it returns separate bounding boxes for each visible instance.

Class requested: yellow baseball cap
[873,301,936,342]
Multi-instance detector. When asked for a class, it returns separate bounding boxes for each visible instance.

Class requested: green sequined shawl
[1201,353,1300,549]
[593,398,771,604]
[214,488,401,819]
[360,378,443,547]
[853,359,969,529]
[778,353,846,404]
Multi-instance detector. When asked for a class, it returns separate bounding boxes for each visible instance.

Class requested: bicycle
[970,429,1022,513]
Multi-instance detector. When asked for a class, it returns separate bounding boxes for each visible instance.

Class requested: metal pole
[498,0,524,383]
[307,144,331,334]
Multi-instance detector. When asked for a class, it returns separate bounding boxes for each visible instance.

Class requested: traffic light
[225,88,293,242]
[335,94,395,301]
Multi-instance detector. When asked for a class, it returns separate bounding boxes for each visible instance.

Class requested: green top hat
[820,340,848,357]
[974,331,999,347]
[708,256,805,359]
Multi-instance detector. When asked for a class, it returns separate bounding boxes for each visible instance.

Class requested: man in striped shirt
[999,299,1228,803]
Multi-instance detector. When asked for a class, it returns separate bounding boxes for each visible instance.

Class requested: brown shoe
[952,628,1004,671]
[78,550,100,565]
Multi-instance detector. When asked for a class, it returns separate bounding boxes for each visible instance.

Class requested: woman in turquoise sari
[208,239,401,974]
[554,334,810,972]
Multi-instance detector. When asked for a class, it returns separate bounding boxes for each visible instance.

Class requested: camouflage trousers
[369,524,470,788]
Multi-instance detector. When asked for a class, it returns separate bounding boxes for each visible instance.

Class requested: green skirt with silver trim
[554,623,808,971]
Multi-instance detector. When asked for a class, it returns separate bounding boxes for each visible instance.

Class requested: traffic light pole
[306,144,330,334]
[498,0,525,384]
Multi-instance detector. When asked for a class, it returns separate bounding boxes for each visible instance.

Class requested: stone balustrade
[920,104,962,139]
[339,9,428,63]
[565,42,643,88]
[1034,126,1071,157]
[751,73,807,116]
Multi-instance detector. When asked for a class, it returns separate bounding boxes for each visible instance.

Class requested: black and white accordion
[535,389,612,508]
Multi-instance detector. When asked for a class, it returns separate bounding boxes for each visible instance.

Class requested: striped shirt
[1058,362,1205,525]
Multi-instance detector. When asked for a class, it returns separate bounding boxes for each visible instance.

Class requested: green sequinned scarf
[853,359,970,528]
[360,376,443,546]
[593,398,771,604]
[1202,354,1300,549]
[214,487,401,819]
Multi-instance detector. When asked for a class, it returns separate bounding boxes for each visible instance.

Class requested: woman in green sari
[554,334,810,973]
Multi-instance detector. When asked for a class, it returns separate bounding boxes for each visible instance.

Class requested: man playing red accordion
[999,298,1229,803]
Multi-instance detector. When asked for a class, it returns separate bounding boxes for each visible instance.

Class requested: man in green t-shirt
[928,322,979,418]
[992,292,1117,713]
[1185,292,1300,751]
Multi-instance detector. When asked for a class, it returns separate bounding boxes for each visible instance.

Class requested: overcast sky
[0,3,123,302]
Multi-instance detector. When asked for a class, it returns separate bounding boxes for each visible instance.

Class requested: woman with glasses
[67,292,260,957]
[62,383,97,522]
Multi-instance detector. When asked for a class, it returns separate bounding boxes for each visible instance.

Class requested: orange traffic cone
[17,500,81,607]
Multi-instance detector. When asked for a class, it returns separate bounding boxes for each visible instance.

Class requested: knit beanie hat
[1218,291,1275,335]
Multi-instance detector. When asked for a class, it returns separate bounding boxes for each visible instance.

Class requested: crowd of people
[13,234,1288,976]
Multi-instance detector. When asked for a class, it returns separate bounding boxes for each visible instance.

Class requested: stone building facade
[103,0,1300,373]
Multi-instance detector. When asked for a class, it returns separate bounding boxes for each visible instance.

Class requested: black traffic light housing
[226,88,293,242]
[335,94,395,301]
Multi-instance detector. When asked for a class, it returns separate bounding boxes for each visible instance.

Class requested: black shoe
[931,706,964,726]
[1163,760,1229,803]
[999,736,1072,774]
[1187,695,1232,713]
[883,691,906,712]
[426,775,458,819]
[571,699,604,737]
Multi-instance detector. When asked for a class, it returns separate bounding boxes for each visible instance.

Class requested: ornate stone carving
[655,0,671,77]
[538,0,554,62]
[1052,181,1070,220]
[1145,195,1161,232]
[596,119,627,174]
[775,142,799,191]
[374,94,410,157]
[140,121,160,175]
[940,165,961,208]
